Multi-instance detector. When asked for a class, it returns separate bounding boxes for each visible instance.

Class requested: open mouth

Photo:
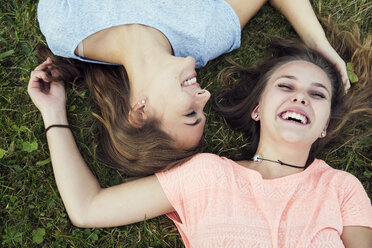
[280,111,310,125]
[181,76,197,87]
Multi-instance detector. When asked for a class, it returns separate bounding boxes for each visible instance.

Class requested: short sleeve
[155,153,228,246]
[340,173,372,228]
[155,158,191,245]
[155,159,190,226]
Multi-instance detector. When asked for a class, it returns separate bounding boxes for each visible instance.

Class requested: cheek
[316,103,331,128]
[259,92,283,114]
[166,93,190,114]
[173,125,204,149]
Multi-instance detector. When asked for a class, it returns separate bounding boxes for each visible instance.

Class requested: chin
[178,135,202,150]
[279,132,310,145]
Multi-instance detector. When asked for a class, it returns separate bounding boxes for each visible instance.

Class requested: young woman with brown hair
[28,21,371,246]
[36,0,350,176]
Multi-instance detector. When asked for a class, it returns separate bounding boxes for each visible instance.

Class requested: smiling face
[255,60,332,147]
[145,56,211,149]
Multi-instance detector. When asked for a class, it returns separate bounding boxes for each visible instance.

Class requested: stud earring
[132,98,146,110]
[321,131,326,137]
[254,113,259,119]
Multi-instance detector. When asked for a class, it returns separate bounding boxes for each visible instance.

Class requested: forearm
[44,113,102,226]
[269,0,328,48]
[342,226,372,248]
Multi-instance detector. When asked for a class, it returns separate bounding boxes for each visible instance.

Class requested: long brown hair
[37,46,203,177]
[214,20,371,166]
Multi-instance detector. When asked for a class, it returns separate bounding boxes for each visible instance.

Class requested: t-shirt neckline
[226,157,322,184]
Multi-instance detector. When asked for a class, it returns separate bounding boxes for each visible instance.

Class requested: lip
[278,108,311,125]
[181,72,198,87]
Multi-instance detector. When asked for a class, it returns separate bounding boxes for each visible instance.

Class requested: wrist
[42,109,69,128]
[45,124,71,134]
[304,32,328,50]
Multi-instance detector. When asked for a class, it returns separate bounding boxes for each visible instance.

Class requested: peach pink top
[156,153,372,248]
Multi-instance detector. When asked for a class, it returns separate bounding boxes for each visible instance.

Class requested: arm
[269,0,350,90]
[28,59,174,228]
[341,226,372,248]
[338,173,372,247]
[46,128,173,227]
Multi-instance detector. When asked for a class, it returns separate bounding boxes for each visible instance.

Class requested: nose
[184,56,196,68]
[196,89,211,107]
[291,93,308,105]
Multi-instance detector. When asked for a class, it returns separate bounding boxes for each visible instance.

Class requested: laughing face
[146,56,211,149]
[254,60,332,147]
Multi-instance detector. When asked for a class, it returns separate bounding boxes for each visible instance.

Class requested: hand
[27,58,68,126]
[314,41,350,92]
[267,0,350,92]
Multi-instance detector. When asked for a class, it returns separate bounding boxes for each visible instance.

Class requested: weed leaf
[32,228,46,244]
[2,227,23,244]
[90,233,99,241]
[36,157,51,166]
[364,170,372,179]
[0,148,6,159]
[22,141,38,153]
[0,50,15,60]
[346,62,359,83]
[13,165,23,173]
[69,105,76,111]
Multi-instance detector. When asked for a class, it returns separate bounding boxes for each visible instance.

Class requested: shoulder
[311,159,359,181]
[162,153,229,175]
[155,153,233,208]
[312,159,368,195]
[156,153,232,186]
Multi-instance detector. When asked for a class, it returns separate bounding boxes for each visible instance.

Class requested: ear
[319,119,330,138]
[128,103,147,128]
[325,119,330,129]
[251,105,260,121]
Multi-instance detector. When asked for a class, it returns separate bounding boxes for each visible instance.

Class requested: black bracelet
[45,124,71,134]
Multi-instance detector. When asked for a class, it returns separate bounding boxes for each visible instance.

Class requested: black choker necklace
[252,154,305,169]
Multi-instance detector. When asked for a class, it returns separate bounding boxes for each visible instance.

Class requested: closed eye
[185,117,202,126]
[185,111,196,117]
[278,83,293,90]
[311,91,326,99]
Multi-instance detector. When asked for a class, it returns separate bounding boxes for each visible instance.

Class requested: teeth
[281,111,307,124]
[183,77,196,86]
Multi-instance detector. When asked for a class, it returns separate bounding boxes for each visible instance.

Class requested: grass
[1,0,371,247]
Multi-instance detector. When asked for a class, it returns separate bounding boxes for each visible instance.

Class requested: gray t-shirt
[37,0,241,68]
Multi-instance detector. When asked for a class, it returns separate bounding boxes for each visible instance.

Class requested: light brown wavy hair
[214,19,371,167]
[37,47,203,177]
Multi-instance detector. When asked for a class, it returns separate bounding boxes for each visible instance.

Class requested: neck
[255,141,310,167]
[116,25,174,100]
[244,138,312,179]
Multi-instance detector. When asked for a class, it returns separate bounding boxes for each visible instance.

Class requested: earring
[321,131,326,137]
[254,113,259,119]
[131,98,146,110]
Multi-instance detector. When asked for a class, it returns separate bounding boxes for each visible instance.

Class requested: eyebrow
[277,75,330,94]
[185,118,202,126]
[311,82,330,94]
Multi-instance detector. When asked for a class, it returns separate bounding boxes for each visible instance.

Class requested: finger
[344,80,351,93]
[335,62,350,93]
[28,71,51,93]
[341,71,350,93]
[33,62,48,72]
[50,68,61,78]
[30,70,51,83]
[33,58,53,72]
